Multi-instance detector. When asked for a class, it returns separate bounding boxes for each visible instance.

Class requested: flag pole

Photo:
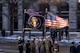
[42,8,48,38]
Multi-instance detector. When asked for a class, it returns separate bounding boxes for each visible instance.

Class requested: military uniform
[18,38,24,53]
[30,40,35,53]
[53,42,59,53]
[35,38,40,53]
[45,38,52,53]
[26,40,30,53]
[40,39,45,53]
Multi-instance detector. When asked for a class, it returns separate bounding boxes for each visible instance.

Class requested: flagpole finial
[24,9,27,13]
[45,8,48,12]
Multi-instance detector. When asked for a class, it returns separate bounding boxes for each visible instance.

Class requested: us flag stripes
[45,12,69,28]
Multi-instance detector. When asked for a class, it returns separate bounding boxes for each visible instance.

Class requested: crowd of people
[70,42,80,53]
[18,36,59,53]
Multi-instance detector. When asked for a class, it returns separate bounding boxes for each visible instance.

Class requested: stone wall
[69,0,77,31]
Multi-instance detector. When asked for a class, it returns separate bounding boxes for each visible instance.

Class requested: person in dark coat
[70,42,77,53]
[77,42,80,53]
[18,36,24,53]
[25,40,30,53]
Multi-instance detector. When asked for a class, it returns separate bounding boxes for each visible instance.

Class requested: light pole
[55,0,62,41]
[22,0,25,41]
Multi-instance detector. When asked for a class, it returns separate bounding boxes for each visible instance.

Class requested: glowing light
[79,0,80,2]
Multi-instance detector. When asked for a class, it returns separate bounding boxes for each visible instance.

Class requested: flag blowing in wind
[45,12,69,28]
[56,16,69,28]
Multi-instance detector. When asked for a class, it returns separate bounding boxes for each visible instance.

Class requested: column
[18,0,23,31]
[2,0,9,30]
[69,0,77,31]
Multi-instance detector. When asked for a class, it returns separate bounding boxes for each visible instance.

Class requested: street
[0,42,18,53]
[0,42,69,53]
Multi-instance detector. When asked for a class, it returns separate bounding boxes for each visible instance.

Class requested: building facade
[0,0,80,32]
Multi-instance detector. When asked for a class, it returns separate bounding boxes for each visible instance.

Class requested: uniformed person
[18,36,24,53]
[35,38,40,53]
[40,38,46,53]
[53,40,59,53]
[70,42,77,53]
[45,36,52,53]
[25,40,30,53]
[30,38,35,53]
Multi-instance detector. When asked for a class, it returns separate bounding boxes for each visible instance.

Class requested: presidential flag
[24,9,44,29]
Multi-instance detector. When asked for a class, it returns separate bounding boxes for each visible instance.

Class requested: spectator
[70,42,77,53]
[77,42,80,53]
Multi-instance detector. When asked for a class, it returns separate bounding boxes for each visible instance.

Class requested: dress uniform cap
[18,36,22,40]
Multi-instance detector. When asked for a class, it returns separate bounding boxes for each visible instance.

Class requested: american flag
[56,16,69,28]
[45,12,52,27]
[45,12,58,28]
[45,12,69,28]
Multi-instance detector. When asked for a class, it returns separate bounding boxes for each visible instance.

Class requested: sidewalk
[0,32,80,46]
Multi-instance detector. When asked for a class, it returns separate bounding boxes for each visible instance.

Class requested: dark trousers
[26,47,30,53]
[18,46,23,53]
[59,26,69,40]
[51,29,57,44]
[59,29,63,41]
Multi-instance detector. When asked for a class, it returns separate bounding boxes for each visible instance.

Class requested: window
[13,17,18,31]
[57,2,69,11]
[61,2,69,11]
[77,3,80,10]
[0,4,2,30]
[23,2,29,9]
[13,3,18,31]
[77,3,80,31]
[77,16,80,31]
[9,3,18,31]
